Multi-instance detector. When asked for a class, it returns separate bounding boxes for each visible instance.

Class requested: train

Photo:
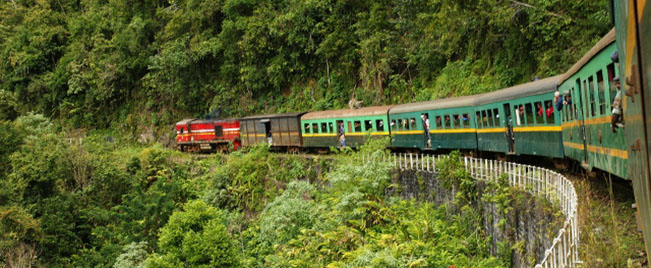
[177,29,622,176]
[176,0,651,262]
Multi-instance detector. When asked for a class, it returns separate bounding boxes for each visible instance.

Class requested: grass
[571,172,648,267]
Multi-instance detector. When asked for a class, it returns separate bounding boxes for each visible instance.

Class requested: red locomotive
[175,118,241,152]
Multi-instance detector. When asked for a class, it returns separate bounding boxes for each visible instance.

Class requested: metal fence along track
[361,153,580,268]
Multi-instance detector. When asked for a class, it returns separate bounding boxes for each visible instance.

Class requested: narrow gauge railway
[177,1,651,260]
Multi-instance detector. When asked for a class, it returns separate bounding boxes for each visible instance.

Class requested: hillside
[0,0,611,133]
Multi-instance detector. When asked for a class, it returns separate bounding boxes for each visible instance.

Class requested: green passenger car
[557,29,627,178]
[475,76,564,158]
[300,106,393,148]
[388,95,478,151]
[613,0,651,262]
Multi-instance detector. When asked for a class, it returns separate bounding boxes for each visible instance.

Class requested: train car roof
[558,28,616,85]
[474,75,561,105]
[176,119,194,125]
[389,95,479,114]
[302,106,393,120]
[240,112,306,120]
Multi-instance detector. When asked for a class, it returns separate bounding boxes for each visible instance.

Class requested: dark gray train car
[240,112,306,152]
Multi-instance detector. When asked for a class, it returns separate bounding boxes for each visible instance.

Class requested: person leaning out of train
[611,76,624,133]
[338,122,346,148]
[554,91,563,111]
[421,114,431,148]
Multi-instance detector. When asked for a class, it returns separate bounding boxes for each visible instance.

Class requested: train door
[260,119,272,145]
[614,0,651,262]
[575,79,590,166]
[503,103,515,154]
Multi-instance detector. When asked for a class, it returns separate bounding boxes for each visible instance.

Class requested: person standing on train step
[421,114,431,148]
[338,122,346,148]
[611,77,624,133]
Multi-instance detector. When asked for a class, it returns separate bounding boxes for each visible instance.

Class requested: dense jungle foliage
[0,115,509,267]
[0,0,611,130]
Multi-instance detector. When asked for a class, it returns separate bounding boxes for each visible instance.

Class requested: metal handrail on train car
[361,153,580,268]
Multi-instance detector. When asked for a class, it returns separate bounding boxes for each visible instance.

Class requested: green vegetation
[0,118,508,267]
[0,0,611,130]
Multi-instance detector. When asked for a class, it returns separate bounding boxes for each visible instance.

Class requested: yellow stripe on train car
[563,141,628,159]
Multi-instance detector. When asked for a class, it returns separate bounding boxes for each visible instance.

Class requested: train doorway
[258,119,272,145]
[503,103,515,154]
[575,79,589,165]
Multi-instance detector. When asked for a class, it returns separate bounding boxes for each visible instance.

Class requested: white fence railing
[362,153,579,268]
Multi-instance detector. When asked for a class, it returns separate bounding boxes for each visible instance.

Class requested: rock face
[389,169,562,268]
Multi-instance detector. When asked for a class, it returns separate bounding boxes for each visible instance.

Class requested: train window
[364,120,373,132]
[486,110,493,127]
[462,113,470,127]
[391,120,397,130]
[492,109,499,126]
[588,76,596,117]
[607,63,616,111]
[347,121,353,132]
[582,80,590,117]
[402,119,409,130]
[321,123,328,133]
[410,118,417,129]
[475,112,482,128]
[435,116,442,129]
[312,123,319,133]
[534,101,544,124]
[376,120,385,131]
[329,122,334,133]
[397,119,403,130]
[304,123,311,133]
[480,111,488,127]
[444,115,452,128]
[453,114,461,128]
[354,121,362,132]
[544,100,555,124]
[524,103,533,125]
[597,70,606,115]
[179,128,184,134]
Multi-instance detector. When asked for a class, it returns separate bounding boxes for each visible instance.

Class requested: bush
[146,200,239,268]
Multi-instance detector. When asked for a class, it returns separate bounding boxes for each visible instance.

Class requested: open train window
[444,115,452,128]
[462,113,470,127]
[376,120,385,131]
[403,118,410,130]
[179,128,184,134]
[398,119,404,130]
[410,118,417,129]
[312,123,319,133]
[582,80,590,118]
[597,70,606,115]
[321,122,328,133]
[524,103,533,125]
[481,111,488,127]
[534,101,544,124]
[589,76,596,117]
[486,110,493,127]
[475,112,482,128]
[544,100,555,124]
[364,120,373,132]
[329,122,334,133]
[354,121,361,132]
[607,63,616,111]
[492,109,499,126]
[304,123,310,133]
[391,120,397,130]
[435,116,442,129]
